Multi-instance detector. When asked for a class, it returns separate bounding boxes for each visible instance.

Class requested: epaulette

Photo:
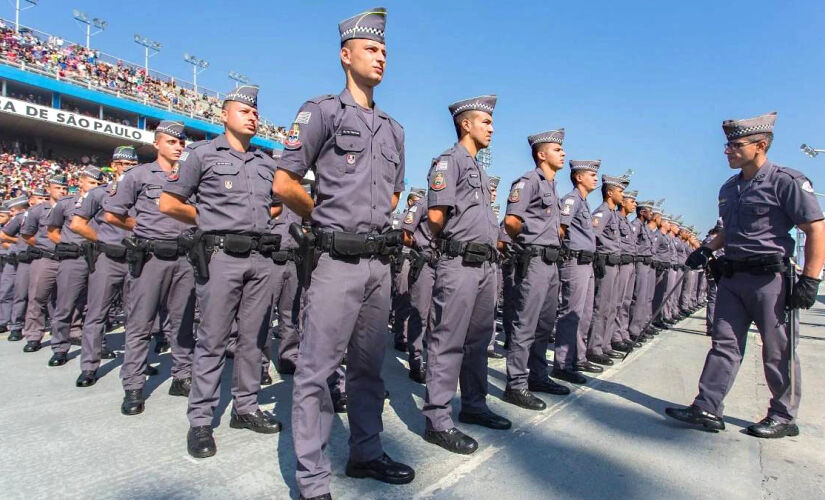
[722,174,738,186]
[58,194,75,201]
[186,140,210,150]
[773,165,806,180]
[308,94,336,105]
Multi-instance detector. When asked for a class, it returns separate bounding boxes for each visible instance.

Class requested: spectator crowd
[0,20,286,141]
[0,141,104,199]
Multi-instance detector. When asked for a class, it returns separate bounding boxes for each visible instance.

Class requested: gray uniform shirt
[269,204,302,251]
[653,229,670,262]
[426,143,498,246]
[504,167,561,247]
[105,161,193,240]
[277,89,405,234]
[591,201,620,254]
[617,213,636,256]
[21,201,55,252]
[718,160,823,259]
[76,183,131,246]
[164,134,278,234]
[559,189,596,252]
[401,197,433,251]
[631,218,653,257]
[2,213,28,253]
[46,194,85,245]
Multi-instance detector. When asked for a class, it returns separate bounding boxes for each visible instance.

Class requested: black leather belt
[522,244,562,264]
[561,249,595,264]
[620,254,634,265]
[271,249,295,263]
[718,254,786,277]
[315,229,402,258]
[437,238,497,264]
[597,252,622,266]
[95,242,127,260]
[202,232,281,257]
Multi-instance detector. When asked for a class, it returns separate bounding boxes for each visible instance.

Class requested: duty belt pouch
[331,232,367,258]
[462,242,491,265]
[272,250,291,264]
[221,234,253,255]
[258,234,281,255]
[380,230,403,256]
[607,254,621,266]
[55,242,81,260]
[152,240,180,259]
[102,245,126,260]
[577,251,594,265]
[542,247,560,264]
[621,255,633,265]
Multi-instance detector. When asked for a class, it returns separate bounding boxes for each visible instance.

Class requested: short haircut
[453,110,477,139]
[754,132,773,151]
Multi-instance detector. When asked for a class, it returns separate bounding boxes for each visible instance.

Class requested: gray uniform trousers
[9,261,30,332]
[121,255,195,391]
[24,257,58,341]
[679,269,695,311]
[555,259,594,369]
[705,278,718,332]
[0,262,17,326]
[50,258,88,353]
[81,254,128,372]
[422,258,496,431]
[188,252,274,426]
[693,273,800,423]
[612,262,636,344]
[628,263,654,337]
[652,268,671,323]
[407,261,435,368]
[273,262,301,368]
[391,257,411,346]
[588,264,619,355]
[506,257,559,389]
[501,262,516,346]
[292,254,391,498]
[489,262,502,350]
[665,269,680,319]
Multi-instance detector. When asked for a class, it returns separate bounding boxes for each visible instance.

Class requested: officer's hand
[790,274,821,310]
[685,247,713,270]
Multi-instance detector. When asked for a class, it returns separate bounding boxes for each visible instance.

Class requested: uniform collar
[454,142,479,165]
[339,88,389,132]
[214,134,261,161]
[752,159,774,183]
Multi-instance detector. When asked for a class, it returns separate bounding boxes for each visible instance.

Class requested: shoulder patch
[285,123,302,150]
[109,181,118,196]
[564,198,576,205]
[294,111,312,125]
[403,210,414,224]
[800,179,815,193]
[178,151,190,162]
[431,172,446,191]
[594,212,604,217]
[435,160,449,171]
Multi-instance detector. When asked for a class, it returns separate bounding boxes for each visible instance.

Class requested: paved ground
[1,292,824,499]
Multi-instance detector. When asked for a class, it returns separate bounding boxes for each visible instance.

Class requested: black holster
[82,241,99,273]
[184,230,211,281]
[515,247,531,280]
[123,237,149,278]
[55,242,82,260]
[408,251,425,283]
[290,223,317,289]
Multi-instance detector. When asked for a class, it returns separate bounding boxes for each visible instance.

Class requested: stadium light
[800,144,825,158]
[72,9,107,49]
[13,0,38,33]
[228,71,249,87]
[134,34,162,73]
[183,53,209,94]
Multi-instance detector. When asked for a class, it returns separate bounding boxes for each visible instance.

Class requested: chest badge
[225,180,233,190]
[346,154,356,165]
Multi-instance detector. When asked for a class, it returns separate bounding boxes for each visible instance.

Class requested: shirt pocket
[740,203,771,232]
[144,185,163,208]
[380,144,400,183]
[334,134,366,174]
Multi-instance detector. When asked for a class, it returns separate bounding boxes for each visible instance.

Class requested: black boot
[665,405,724,431]
[169,377,192,397]
[423,427,478,455]
[121,389,145,416]
[746,417,800,439]
[7,329,22,341]
[345,453,415,484]
[76,370,98,387]
[502,387,546,410]
[23,340,41,352]
[187,426,216,458]
[229,409,282,434]
[48,351,68,367]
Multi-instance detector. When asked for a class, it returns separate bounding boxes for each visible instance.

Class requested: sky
[8,0,825,231]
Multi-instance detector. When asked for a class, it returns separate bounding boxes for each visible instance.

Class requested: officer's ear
[340,41,353,69]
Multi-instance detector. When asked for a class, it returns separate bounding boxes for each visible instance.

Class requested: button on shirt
[401,197,433,251]
[617,213,636,256]
[591,201,620,253]
[76,183,131,246]
[46,194,85,245]
[21,201,55,252]
[277,89,406,234]
[105,161,193,239]
[164,135,278,234]
[427,143,498,246]
[718,160,823,259]
[559,189,596,252]
[504,168,560,247]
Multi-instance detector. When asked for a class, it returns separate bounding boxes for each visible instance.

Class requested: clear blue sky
[8,0,825,231]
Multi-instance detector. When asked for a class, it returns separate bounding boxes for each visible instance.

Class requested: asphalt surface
[1,292,823,499]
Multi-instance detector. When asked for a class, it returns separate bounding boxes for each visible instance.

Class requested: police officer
[273,8,414,497]
[400,187,431,383]
[104,121,196,415]
[420,94,510,456]
[553,160,601,384]
[586,174,626,365]
[0,197,28,336]
[501,129,571,412]
[20,175,67,352]
[71,146,138,386]
[0,203,11,332]
[486,175,505,359]
[627,199,656,343]
[391,190,422,352]
[1,192,41,342]
[702,220,723,335]
[651,213,674,330]
[612,188,639,351]
[667,111,825,438]
[45,166,103,366]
